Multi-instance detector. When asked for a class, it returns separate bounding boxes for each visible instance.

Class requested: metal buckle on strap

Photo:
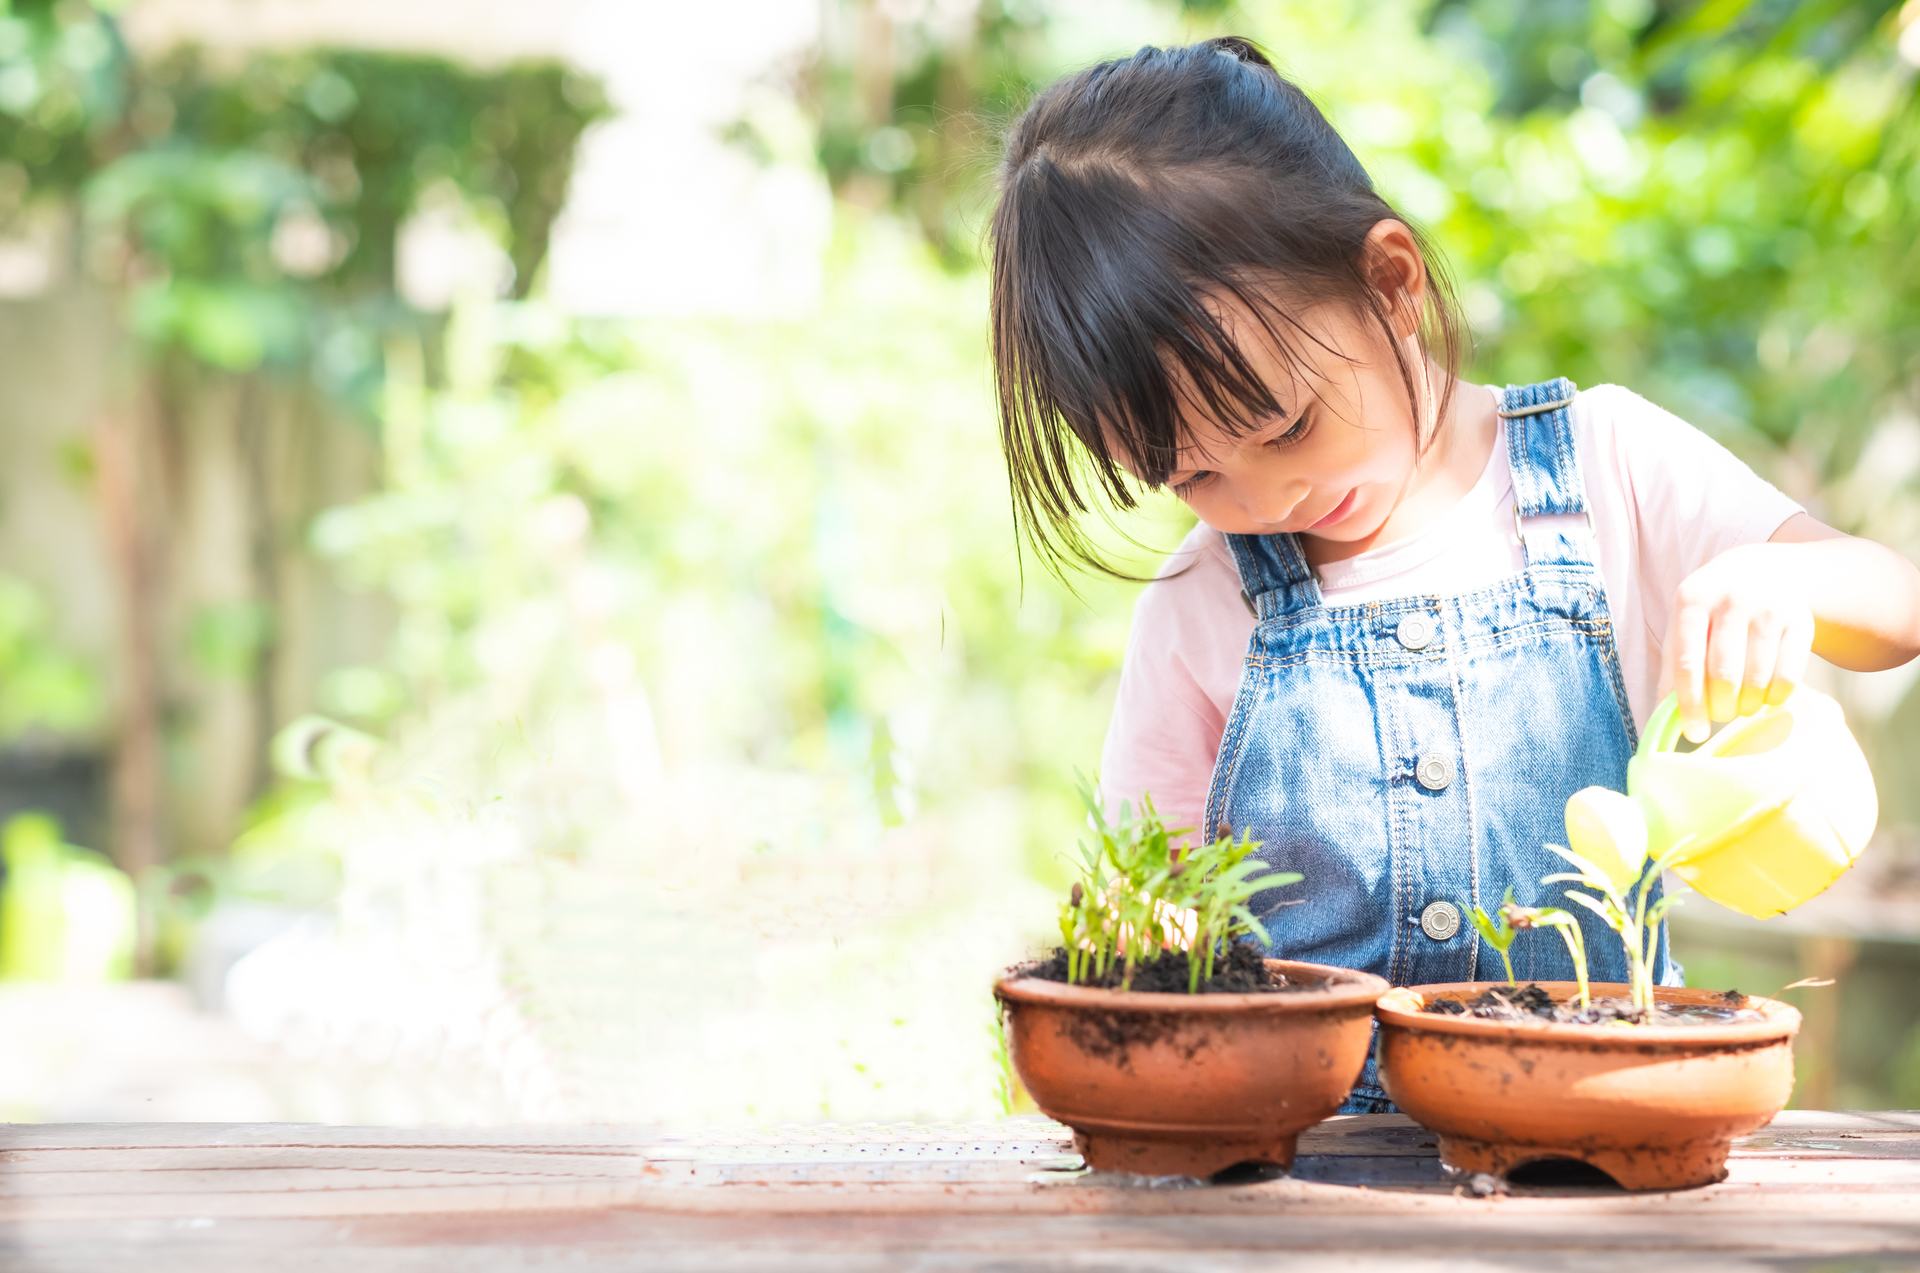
[1514,503,1596,542]
[1496,394,1576,419]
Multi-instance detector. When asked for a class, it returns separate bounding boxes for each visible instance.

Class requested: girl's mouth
[1305,488,1358,531]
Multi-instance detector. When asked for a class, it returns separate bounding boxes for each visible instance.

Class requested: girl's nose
[1240,480,1310,527]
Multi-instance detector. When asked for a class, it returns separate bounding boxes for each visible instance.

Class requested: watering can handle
[1639,692,1799,761]
[1639,695,1688,760]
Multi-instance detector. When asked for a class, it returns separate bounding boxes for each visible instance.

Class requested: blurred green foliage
[0,812,134,982]
[1406,0,1919,489]
[148,48,607,302]
[0,574,100,740]
[186,601,276,681]
[87,146,318,369]
[2,0,604,385]
[299,227,1151,882]
[0,1,606,977]
[0,0,127,195]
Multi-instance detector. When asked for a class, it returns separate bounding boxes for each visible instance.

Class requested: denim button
[1395,614,1434,650]
[1420,901,1461,941]
[1416,752,1454,791]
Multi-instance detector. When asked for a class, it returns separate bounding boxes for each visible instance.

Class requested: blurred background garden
[0,0,1916,1126]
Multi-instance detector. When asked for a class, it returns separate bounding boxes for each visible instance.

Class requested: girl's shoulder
[1571,382,1686,444]
[1568,381,1799,561]
[1155,521,1235,580]
[1571,381,1782,490]
[1132,521,1252,633]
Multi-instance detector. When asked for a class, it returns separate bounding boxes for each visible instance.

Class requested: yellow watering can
[1564,686,1877,918]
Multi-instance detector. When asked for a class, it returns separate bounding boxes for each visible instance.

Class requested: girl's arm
[1665,513,1920,742]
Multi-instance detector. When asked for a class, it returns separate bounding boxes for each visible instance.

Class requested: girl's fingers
[1767,610,1816,706]
[1739,615,1783,718]
[1668,599,1712,743]
[1704,608,1749,726]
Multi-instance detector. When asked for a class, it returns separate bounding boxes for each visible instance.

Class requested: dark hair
[990,36,1465,579]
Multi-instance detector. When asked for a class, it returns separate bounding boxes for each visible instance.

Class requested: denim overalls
[1203,379,1676,1112]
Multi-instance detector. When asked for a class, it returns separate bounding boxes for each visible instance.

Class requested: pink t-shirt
[1099,384,1804,838]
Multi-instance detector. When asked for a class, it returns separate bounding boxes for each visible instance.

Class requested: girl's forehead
[1168,306,1324,418]
[1099,289,1371,483]
[1169,409,1271,468]
[1103,379,1280,478]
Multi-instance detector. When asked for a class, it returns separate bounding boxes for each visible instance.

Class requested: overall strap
[1500,377,1593,567]
[1223,531,1321,621]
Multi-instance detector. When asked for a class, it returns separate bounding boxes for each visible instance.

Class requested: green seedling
[1532,906,1592,1010]
[1058,777,1300,993]
[1468,887,1522,987]
[1497,902,1592,1010]
[1543,837,1692,1016]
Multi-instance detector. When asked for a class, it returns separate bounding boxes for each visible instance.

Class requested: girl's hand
[1663,514,1920,745]
[1663,542,1816,743]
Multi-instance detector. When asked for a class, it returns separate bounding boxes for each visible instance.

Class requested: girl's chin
[1299,506,1396,551]
[1302,519,1379,543]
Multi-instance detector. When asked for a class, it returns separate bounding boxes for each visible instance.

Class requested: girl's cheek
[1190,489,1229,524]
[1345,418,1417,483]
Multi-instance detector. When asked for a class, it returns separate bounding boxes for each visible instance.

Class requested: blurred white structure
[121,0,586,64]
[395,184,519,311]
[548,1,831,317]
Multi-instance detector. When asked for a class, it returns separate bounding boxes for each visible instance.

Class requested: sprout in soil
[1058,778,1300,993]
[1486,900,1594,1010]
[1528,906,1592,1010]
[1544,788,1690,1016]
[1468,887,1523,987]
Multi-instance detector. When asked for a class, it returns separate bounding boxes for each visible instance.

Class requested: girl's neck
[1301,369,1499,568]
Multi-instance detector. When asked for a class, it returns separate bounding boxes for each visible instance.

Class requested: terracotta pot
[1377,982,1800,1190]
[993,959,1388,1177]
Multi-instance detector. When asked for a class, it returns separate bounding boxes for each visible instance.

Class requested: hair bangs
[995,164,1348,568]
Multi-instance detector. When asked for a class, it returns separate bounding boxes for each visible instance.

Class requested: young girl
[990,38,1920,1111]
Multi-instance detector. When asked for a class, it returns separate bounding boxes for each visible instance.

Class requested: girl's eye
[1166,412,1308,496]
[1266,411,1312,448]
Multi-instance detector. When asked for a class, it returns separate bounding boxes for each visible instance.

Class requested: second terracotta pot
[995,959,1387,1177]
[1377,982,1800,1190]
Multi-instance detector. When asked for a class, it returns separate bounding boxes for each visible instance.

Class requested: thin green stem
[1563,923,1589,1009]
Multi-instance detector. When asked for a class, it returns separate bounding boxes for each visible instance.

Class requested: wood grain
[2,1114,1916,1269]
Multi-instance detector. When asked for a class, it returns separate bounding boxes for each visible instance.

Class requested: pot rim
[994,958,1388,1014]
[1376,981,1800,1044]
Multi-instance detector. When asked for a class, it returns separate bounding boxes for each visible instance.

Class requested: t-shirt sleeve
[1593,384,1804,651]
[1098,535,1243,842]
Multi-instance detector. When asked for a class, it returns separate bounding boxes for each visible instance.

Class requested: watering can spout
[1562,686,1876,919]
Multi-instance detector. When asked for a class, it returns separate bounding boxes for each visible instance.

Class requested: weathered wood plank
[0,1123,655,1150]
[8,1197,1920,1273]
[0,1113,1915,1229]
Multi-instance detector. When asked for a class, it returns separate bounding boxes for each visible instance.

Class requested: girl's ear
[1362,219,1428,340]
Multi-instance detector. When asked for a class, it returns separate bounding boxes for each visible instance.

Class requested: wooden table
[4,1112,1917,1269]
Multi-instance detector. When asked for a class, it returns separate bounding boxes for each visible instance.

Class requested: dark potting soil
[1423,983,1764,1026]
[1018,941,1310,995]
[1004,943,1328,1066]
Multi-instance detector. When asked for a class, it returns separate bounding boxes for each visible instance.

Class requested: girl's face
[1145,298,1428,551]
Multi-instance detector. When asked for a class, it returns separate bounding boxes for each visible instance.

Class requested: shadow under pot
[1376,982,1800,1190]
[993,959,1388,1178]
